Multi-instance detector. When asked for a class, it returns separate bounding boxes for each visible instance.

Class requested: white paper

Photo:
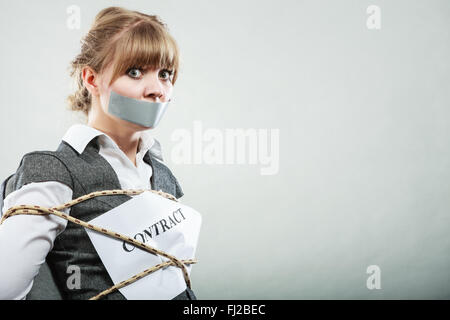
[84,191,202,300]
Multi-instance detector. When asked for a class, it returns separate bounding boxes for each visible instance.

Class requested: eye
[160,69,174,82]
[126,67,143,79]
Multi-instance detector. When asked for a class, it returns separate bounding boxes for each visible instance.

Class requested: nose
[145,90,163,102]
[143,72,165,102]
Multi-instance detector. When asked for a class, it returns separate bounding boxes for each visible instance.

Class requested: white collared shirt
[0,124,163,300]
[62,123,163,190]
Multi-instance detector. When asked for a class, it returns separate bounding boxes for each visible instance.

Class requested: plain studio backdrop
[1,0,449,299]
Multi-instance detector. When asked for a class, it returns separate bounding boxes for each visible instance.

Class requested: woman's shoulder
[11,149,74,195]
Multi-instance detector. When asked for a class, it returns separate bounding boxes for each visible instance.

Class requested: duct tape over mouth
[107,90,170,128]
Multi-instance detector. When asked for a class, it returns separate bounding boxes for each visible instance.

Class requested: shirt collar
[61,124,164,161]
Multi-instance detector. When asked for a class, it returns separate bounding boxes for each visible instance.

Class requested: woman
[0,6,197,300]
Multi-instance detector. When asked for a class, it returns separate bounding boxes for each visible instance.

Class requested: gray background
[1,0,449,299]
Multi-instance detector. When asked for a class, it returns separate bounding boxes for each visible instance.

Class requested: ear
[82,66,100,96]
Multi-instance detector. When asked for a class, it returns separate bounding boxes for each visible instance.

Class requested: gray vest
[0,136,196,300]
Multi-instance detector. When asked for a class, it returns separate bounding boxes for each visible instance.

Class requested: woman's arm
[0,181,73,300]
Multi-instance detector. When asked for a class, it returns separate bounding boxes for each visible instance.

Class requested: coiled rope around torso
[0,188,197,300]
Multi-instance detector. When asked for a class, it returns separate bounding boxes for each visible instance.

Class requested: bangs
[106,21,179,84]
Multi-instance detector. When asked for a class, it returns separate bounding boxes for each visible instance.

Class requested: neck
[87,101,142,162]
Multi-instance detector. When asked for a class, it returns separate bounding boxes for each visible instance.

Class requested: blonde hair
[67,6,180,116]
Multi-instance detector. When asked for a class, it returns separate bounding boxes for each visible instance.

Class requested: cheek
[111,76,142,98]
[98,76,142,111]
[164,83,174,98]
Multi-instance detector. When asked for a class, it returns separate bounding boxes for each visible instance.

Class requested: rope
[0,188,197,300]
